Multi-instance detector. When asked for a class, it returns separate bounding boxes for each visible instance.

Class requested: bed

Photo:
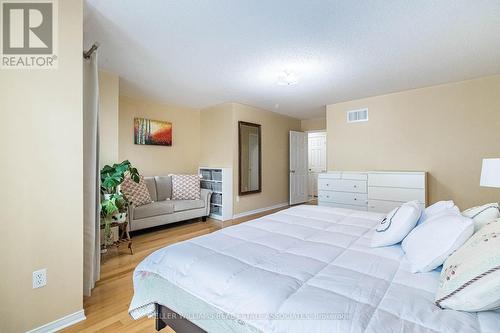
[129,205,500,332]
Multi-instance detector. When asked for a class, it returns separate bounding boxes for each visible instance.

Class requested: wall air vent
[347,108,369,123]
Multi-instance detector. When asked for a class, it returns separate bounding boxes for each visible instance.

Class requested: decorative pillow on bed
[435,220,500,311]
[402,212,474,273]
[371,201,421,248]
[121,175,153,207]
[462,203,500,232]
[171,174,201,200]
[417,200,460,225]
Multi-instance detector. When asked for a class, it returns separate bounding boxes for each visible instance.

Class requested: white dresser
[318,171,427,213]
[318,172,369,211]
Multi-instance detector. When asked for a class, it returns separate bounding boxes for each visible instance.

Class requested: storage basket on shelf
[200,170,212,180]
[212,170,222,181]
[211,193,222,205]
[200,180,212,190]
[210,205,221,216]
[211,182,222,192]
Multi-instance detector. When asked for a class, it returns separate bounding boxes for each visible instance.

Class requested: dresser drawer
[368,199,425,214]
[368,186,425,203]
[368,173,425,189]
[318,172,341,180]
[318,191,367,207]
[318,179,367,193]
[341,172,368,181]
[319,201,368,211]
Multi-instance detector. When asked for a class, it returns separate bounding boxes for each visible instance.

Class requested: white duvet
[131,205,500,332]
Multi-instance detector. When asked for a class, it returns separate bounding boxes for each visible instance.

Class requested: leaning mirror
[238,121,261,195]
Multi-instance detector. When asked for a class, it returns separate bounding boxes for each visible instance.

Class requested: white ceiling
[84,1,500,119]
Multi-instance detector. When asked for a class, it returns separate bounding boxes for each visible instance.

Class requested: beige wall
[199,103,234,168]
[199,103,301,215]
[301,117,326,131]
[99,71,119,167]
[0,1,83,332]
[232,104,301,214]
[119,95,200,176]
[326,75,500,209]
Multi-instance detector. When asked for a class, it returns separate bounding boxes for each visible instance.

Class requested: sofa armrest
[127,204,135,231]
[200,188,212,216]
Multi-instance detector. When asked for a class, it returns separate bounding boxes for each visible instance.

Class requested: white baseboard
[26,309,85,333]
[232,202,289,219]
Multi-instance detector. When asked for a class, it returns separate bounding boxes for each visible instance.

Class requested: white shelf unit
[199,167,233,221]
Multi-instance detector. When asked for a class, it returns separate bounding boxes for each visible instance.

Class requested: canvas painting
[134,117,172,146]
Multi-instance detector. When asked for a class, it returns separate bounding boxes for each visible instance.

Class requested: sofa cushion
[143,177,157,202]
[172,199,205,212]
[155,176,172,201]
[134,201,174,220]
[121,175,153,207]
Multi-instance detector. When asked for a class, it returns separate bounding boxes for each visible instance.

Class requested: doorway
[307,131,327,199]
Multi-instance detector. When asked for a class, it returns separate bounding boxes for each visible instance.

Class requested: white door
[308,132,327,197]
[289,131,308,205]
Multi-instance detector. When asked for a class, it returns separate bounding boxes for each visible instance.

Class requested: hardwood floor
[61,206,290,333]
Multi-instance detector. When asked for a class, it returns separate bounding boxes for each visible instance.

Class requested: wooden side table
[101,220,133,256]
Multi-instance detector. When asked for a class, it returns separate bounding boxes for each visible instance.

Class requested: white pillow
[462,203,500,232]
[417,200,459,225]
[371,201,421,248]
[435,221,500,311]
[402,212,474,273]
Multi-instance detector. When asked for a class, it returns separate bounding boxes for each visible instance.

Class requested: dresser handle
[354,198,357,201]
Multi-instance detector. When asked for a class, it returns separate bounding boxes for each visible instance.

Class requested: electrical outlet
[33,269,47,289]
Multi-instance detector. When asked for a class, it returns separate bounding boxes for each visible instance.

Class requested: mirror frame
[238,121,262,196]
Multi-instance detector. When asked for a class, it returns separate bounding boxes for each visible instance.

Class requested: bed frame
[155,303,207,332]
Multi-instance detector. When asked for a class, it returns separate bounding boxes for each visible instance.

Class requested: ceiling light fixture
[277,70,298,86]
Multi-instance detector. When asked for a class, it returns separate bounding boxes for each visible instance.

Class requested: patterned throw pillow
[171,174,201,200]
[435,220,500,311]
[120,176,153,207]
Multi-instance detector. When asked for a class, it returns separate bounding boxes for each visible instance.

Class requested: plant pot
[101,225,119,246]
[112,212,127,224]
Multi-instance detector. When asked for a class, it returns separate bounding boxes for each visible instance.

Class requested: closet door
[308,132,327,197]
[289,131,308,205]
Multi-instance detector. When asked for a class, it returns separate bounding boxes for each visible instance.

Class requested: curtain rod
[83,42,100,59]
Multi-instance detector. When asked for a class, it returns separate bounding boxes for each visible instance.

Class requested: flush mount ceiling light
[277,70,299,86]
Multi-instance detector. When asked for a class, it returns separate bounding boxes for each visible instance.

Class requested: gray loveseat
[128,176,212,232]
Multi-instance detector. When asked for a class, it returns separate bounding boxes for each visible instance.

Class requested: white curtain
[83,51,100,296]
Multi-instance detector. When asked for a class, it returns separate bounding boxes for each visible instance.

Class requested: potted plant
[100,160,140,246]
